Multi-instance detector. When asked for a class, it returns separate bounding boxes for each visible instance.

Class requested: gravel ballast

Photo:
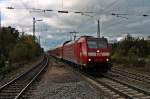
[29,59,102,99]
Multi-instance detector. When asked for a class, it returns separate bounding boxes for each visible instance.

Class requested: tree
[112,34,149,58]
[9,42,28,62]
[0,26,19,59]
[148,36,150,40]
[0,26,43,64]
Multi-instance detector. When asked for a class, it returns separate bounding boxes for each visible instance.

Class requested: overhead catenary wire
[103,0,124,15]
[19,0,34,18]
[6,1,150,36]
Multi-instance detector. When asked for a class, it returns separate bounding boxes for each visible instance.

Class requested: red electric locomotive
[50,36,112,73]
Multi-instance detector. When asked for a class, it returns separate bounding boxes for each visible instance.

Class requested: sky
[0,0,150,50]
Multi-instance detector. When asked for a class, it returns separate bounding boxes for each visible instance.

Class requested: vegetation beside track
[111,34,150,73]
[0,26,44,77]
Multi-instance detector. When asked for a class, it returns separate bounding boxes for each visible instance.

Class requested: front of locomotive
[86,37,112,72]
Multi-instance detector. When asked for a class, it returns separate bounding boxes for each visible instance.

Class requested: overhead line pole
[97,19,100,38]
[33,17,35,38]
[0,8,1,31]
[81,13,101,38]
[39,35,41,45]
[32,17,43,41]
[0,9,1,60]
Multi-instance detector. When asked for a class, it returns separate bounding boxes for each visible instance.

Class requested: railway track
[61,62,150,98]
[87,73,150,99]
[48,56,150,98]
[110,68,150,85]
[101,75,150,99]
[0,56,49,99]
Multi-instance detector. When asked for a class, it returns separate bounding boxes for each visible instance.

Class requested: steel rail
[56,61,133,98]
[111,68,150,84]
[0,55,49,99]
[0,57,45,90]
[104,74,150,96]
[50,56,150,98]
[80,69,150,98]
[62,63,123,99]
[15,56,48,99]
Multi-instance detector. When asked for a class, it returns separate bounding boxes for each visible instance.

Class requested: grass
[0,56,41,80]
[112,57,150,75]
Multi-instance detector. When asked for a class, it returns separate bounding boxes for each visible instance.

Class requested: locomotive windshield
[87,38,108,48]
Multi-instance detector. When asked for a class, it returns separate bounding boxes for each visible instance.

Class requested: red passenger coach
[62,41,76,63]
[49,47,62,59]
[50,36,112,73]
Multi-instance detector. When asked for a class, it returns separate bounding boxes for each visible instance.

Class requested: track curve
[0,55,49,99]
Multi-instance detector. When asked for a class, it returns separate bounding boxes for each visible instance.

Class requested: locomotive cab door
[76,42,82,65]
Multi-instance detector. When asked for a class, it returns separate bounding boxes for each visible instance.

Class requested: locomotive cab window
[87,41,97,48]
[87,38,108,48]
[98,40,108,48]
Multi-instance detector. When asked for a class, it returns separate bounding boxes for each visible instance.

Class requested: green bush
[147,55,150,59]
[112,53,121,63]
[0,55,6,68]
[111,34,150,69]
[126,57,145,67]
[9,35,43,63]
[145,61,150,72]
[112,52,146,68]
[111,48,126,64]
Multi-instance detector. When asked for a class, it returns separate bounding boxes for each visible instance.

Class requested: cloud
[47,34,53,39]
[1,0,150,50]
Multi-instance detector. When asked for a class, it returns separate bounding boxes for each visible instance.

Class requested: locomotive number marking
[96,53,102,56]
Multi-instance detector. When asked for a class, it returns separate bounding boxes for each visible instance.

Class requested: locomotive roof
[63,36,107,46]
[80,35,107,40]
[80,35,93,38]
[63,40,75,46]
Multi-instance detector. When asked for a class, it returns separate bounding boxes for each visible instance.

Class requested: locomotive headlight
[88,58,92,62]
[96,50,100,53]
[106,58,109,62]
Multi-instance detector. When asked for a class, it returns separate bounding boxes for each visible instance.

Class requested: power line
[104,0,123,14]
[19,0,34,18]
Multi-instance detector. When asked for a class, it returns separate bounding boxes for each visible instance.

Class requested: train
[49,36,112,73]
